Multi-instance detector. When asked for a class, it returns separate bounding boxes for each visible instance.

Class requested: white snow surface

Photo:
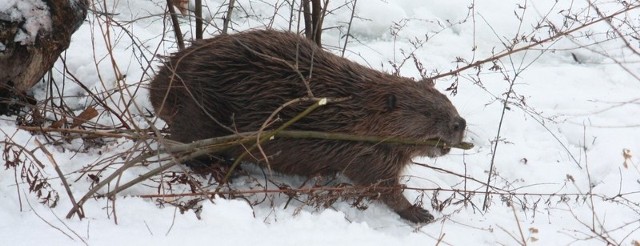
[1,0,640,245]
[0,0,52,44]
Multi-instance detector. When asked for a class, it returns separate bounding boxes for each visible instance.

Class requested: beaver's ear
[386,94,397,112]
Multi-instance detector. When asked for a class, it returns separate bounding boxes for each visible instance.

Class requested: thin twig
[135,185,640,199]
[195,0,203,39]
[166,0,185,50]
[511,204,527,245]
[18,126,145,139]
[65,151,157,219]
[35,140,84,219]
[428,4,640,82]
[24,191,76,241]
[482,72,517,211]
[341,0,357,57]
[222,0,236,34]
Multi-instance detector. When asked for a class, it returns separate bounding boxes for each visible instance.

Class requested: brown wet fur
[149,29,466,224]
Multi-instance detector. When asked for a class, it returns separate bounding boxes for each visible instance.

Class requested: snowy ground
[1,0,640,245]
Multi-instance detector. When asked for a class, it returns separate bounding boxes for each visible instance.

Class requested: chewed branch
[162,129,474,159]
[18,126,474,154]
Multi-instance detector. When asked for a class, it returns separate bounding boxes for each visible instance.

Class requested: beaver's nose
[452,117,466,132]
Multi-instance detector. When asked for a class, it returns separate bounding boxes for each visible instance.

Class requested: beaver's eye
[386,94,397,112]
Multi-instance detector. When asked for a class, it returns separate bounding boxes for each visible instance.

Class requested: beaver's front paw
[397,206,435,224]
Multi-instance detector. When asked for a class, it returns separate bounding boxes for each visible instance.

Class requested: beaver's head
[357,78,466,158]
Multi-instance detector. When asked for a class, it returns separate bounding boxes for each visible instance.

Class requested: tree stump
[0,0,88,114]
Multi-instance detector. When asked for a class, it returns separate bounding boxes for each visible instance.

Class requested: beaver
[149,29,466,223]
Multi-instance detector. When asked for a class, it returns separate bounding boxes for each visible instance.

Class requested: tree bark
[0,0,88,114]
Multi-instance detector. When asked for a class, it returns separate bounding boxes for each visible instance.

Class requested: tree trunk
[0,0,88,114]
[302,0,325,48]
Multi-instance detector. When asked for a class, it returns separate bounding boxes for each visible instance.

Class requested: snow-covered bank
[1,0,639,245]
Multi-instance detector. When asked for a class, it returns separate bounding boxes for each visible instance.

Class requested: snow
[2,0,640,245]
[0,0,52,44]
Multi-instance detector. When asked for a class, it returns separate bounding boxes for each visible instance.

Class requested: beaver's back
[149,30,426,142]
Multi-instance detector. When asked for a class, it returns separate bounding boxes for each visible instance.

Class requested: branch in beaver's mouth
[272,130,474,149]
[424,137,473,150]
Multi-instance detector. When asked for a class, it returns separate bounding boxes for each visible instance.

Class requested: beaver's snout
[450,116,467,144]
